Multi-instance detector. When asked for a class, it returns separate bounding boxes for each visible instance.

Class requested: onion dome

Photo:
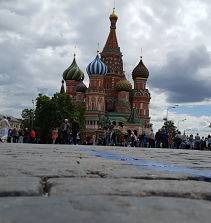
[75,81,87,93]
[63,56,84,81]
[116,79,132,92]
[86,53,108,76]
[110,8,118,20]
[132,57,149,79]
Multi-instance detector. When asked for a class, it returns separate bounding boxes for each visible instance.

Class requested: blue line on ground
[80,147,211,179]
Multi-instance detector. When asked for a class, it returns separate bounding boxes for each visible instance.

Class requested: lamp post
[177,118,186,130]
[31,100,35,129]
[163,105,179,122]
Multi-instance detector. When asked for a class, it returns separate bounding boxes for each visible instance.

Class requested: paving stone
[0,144,194,180]
[0,143,211,223]
[0,144,206,179]
[0,177,42,196]
[49,178,211,199]
[0,196,211,223]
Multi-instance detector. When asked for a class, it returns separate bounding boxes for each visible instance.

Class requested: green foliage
[21,93,86,143]
[21,108,35,129]
[161,120,177,137]
[98,115,111,129]
[34,94,53,143]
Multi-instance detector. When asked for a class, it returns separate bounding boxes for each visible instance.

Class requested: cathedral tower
[85,53,107,129]
[101,9,124,112]
[132,57,151,128]
[63,55,84,98]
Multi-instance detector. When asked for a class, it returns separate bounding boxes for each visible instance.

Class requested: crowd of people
[51,118,80,145]
[0,117,80,145]
[86,122,211,150]
[0,116,211,150]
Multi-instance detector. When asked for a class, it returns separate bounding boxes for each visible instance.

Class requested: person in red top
[30,129,36,143]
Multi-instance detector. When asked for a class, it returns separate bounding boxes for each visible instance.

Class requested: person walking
[189,134,194,149]
[30,129,36,143]
[148,130,155,148]
[23,128,30,143]
[51,128,58,144]
[18,129,24,143]
[71,118,80,145]
[61,119,71,144]
[194,133,201,150]
[155,130,162,148]
[175,131,182,149]
[207,135,211,150]
[12,128,19,143]
[0,116,11,139]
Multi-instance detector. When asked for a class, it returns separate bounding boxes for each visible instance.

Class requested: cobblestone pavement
[0,144,211,223]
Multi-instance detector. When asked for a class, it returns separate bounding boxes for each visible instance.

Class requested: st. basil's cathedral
[60,9,152,137]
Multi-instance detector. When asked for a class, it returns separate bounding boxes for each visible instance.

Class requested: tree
[161,120,177,137]
[31,93,86,143]
[21,108,35,129]
[98,115,111,129]
[34,94,53,143]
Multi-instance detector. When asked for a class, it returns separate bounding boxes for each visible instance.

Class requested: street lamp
[163,104,179,121]
[177,118,186,130]
[31,100,35,129]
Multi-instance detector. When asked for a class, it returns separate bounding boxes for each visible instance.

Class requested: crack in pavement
[40,177,52,197]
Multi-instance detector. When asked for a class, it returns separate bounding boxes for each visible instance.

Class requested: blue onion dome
[86,53,108,76]
[63,56,84,81]
[116,79,132,92]
[132,57,149,80]
[76,81,87,93]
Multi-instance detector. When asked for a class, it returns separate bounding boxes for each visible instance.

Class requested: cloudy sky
[0,0,211,135]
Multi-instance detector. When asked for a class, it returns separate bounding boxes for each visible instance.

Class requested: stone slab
[0,177,42,196]
[49,178,211,199]
[0,144,211,223]
[0,196,211,223]
[0,144,209,180]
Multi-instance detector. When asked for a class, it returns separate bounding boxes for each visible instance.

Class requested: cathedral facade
[60,9,151,136]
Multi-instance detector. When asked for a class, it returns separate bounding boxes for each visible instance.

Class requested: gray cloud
[149,45,211,103]
[0,0,211,117]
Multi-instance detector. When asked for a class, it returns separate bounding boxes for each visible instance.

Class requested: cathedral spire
[102,8,119,52]
[60,80,65,94]
[101,8,123,76]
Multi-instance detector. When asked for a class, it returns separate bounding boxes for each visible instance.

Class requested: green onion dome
[116,79,132,92]
[132,57,149,80]
[75,81,87,93]
[63,56,84,81]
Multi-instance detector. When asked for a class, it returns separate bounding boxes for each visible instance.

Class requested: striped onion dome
[86,54,108,76]
[132,57,149,79]
[76,81,87,93]
[63,56,84,81]
[116,79,132,92]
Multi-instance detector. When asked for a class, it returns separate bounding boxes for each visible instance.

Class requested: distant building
[0,115,21,129]
[60,9,152,137]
